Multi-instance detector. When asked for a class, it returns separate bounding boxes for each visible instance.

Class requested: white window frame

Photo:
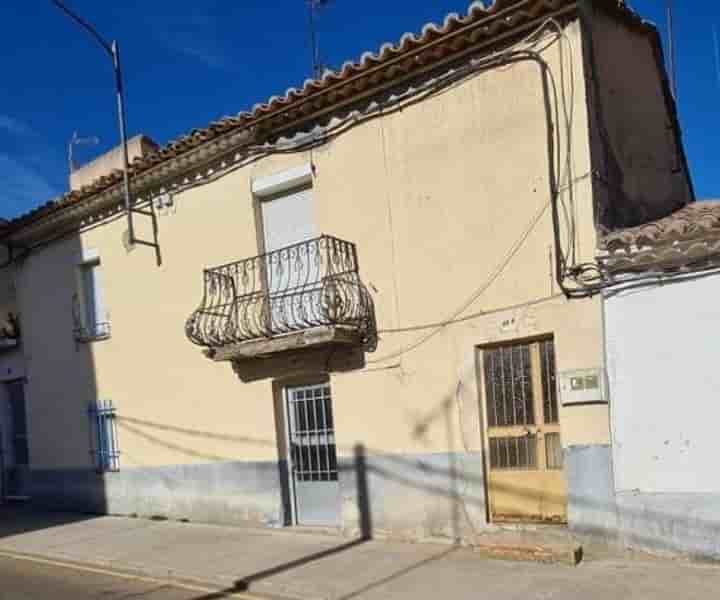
[74,249,110,342]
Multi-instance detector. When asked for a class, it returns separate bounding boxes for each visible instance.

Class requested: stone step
[472,539,583,565]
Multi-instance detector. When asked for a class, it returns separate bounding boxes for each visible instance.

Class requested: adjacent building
[0,0,707,559]
[594,201,720,559]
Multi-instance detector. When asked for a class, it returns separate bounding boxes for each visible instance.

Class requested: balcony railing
[186,235,377,351]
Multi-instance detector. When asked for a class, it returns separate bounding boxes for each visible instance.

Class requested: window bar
[299,393,309,481]
[499,348,507,426]
[111,402,120,471]
[96,403,105,471]
[509,346,517,426]
[503,434,510,469]
[311,392,321,482]
[318,387,329,481]
[489,351,498,427]
[484,351,495,427]
[544,342,550,422]
[526,344,534,425]
[519,346,526,425]
[293,393,304,481]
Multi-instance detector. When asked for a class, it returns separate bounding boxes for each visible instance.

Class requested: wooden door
[482,339,567,523]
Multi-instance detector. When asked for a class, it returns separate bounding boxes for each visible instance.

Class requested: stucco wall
[17,21,609,540]
[586,7,692,231]
[602,273,720,559]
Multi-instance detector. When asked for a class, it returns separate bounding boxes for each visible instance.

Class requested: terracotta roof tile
[600,202,720,274]
[5,0,643,235]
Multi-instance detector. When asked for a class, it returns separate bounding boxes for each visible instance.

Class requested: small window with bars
[489,435,537,470]
[287,384,338,482]
[88,400,120,472]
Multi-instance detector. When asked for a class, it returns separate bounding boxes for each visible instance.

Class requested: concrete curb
[0,548,306,600]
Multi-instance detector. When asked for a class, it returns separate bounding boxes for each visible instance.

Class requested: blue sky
[0,1,718,220]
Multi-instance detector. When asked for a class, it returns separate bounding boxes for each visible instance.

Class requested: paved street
[1,507,719,600]
[0,555,243,600]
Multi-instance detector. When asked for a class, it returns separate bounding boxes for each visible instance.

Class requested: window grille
[287,384,338,482]
[484,343,535,427]
[489,435,538,470]
[540,339,559,424]
[545,432,564,470]
[88,400,120,472]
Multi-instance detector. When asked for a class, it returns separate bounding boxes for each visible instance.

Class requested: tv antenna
[307,0,331,79]
[68,131,99,176]
[713,25,720,91]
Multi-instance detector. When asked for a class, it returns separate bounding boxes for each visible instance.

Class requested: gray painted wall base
[338,451,487,541]
[31,448,720,559]
[28,451,488,542]
[30,461,286,527]
[567,445,720,561]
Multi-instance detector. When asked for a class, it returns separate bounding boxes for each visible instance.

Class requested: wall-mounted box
[559,368,608,406]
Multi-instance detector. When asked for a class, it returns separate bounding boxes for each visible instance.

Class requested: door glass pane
[484,344,534,427]
[545,433,564,470]
[489,436,537,470]
[541,339,559,424]
[289,384,338,482]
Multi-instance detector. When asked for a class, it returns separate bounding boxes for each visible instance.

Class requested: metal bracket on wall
[123,204,162,266]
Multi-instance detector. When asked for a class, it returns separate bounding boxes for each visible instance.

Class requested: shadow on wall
[5,229,111,528]
[6,223,716,559]
[112,381,720,563]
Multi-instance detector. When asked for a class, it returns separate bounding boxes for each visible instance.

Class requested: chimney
[70,134,159,191]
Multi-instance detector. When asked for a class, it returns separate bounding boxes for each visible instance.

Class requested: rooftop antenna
[713,25,720,91]
[666,1,678,101]
[68,131,99,178]
[52,0,161,265]
[307,0,331,79]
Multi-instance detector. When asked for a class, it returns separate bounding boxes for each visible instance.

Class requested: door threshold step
[471,533,583,566]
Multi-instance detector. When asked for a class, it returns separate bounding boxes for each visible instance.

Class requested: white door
[260,186,319,334]
[286,383,341,526]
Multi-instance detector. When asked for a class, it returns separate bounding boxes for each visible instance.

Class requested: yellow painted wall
[17,21,609,473]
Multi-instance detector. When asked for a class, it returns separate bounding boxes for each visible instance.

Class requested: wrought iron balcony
[186,235,377,356]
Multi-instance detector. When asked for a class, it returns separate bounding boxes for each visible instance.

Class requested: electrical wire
[368,198,554,364]
[2,17,576,269]
[7,16,602,312]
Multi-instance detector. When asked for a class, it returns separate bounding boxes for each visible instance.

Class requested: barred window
[484,343,534,427]
[88,401,120,472]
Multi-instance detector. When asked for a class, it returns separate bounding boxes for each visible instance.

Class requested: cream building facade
[0,1,695,554]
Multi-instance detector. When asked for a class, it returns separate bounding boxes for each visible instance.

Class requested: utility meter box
[559,368,607,406]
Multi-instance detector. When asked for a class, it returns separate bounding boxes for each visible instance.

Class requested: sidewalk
[0,505,718,600]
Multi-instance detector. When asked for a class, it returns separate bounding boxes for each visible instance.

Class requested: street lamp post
[51,0,135,246]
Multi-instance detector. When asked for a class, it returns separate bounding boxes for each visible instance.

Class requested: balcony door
[260,183,319,334]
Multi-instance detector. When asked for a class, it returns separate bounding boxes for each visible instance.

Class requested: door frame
[476,333,566,524]
[277,374,338,527]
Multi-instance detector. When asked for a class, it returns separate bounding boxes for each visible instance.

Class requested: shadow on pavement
[0,502,98,539]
